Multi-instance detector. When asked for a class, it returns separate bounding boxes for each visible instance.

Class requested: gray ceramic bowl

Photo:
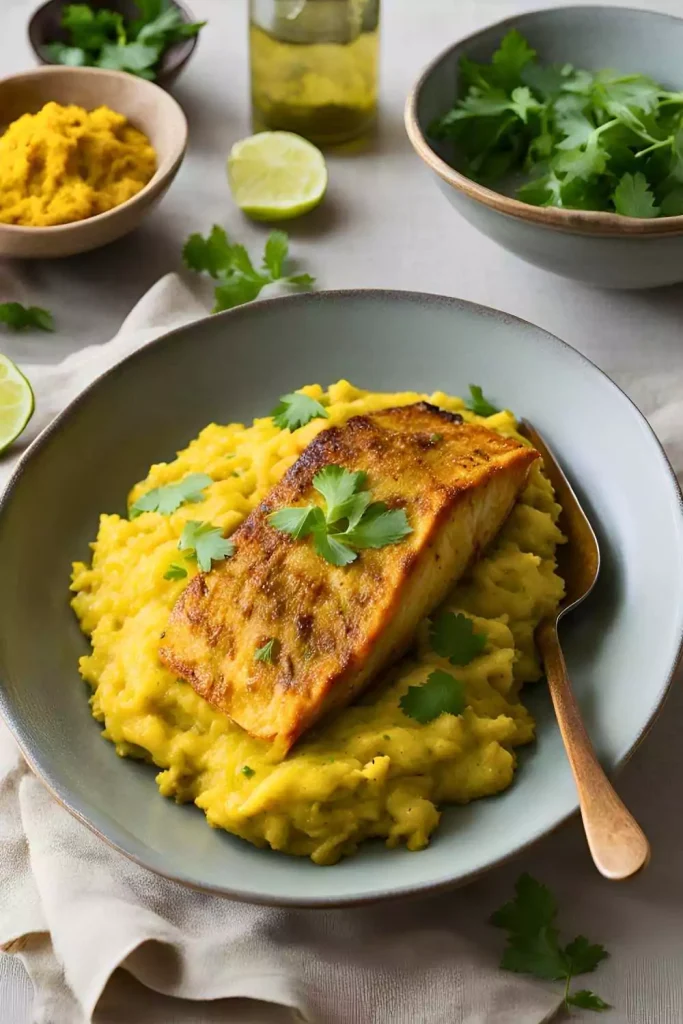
[0,291,682,906]
[405,6,683,289]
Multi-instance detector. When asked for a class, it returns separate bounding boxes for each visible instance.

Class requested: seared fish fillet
[160,403,539,752]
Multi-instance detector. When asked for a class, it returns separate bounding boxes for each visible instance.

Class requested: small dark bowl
[28,0,200,90]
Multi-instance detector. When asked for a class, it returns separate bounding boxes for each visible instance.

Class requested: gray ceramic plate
[0,291,681,906]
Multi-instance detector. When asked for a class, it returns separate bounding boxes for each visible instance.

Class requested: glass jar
[249,0,380,147]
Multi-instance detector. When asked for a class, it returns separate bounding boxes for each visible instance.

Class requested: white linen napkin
[0,274,678,1024]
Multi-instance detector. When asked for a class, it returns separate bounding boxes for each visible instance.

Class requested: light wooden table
[2,0,683,1020]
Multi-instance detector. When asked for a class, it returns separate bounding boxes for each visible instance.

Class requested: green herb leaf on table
[183,227,315,312]
[466,385,500,417]
[178,520,234,572]
[566,991,611,1012]
[254,638,279,663]
[164,563,188,581]
[130,473,212,519]
[268,464,412,567]
[399,670,467,724]
[0,303,54,332]
[271,391,329,431]
[491,873,609,1012]
[430,611,487,666]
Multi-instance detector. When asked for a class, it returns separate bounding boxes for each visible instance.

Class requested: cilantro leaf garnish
[241,765,255,778]
[0,303,54,332]
[164,563,188,581]
[429,28,683,218]
[255,638,279,663]
[466,385,500,417]
[566,991,610,1012]
[491,874,609,1013]
[430,611,487,666]
[399,670,467,724]
[46,1,206,80]
[613,172,659,218]
[267,465,412,567]
[182,227,315,312]
[178,520,234,572]
[130,473,212,519]
[272,392,329,432]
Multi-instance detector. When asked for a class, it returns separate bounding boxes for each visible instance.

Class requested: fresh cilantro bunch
[430,28,683,217]
[491,874,610,1013]
[0,303,54,332]
[183,227,315,312]
[268,464,412,567]
[46,1,205,80]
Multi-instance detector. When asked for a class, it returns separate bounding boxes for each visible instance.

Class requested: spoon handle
[537,619,650,880]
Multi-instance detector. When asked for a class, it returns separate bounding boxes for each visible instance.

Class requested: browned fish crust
[160,403,539,752]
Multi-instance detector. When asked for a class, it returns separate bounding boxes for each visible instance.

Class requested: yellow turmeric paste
[0,102,157,227]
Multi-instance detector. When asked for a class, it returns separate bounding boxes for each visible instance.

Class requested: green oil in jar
[250,0,380,146]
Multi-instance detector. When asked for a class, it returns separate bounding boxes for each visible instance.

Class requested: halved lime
[0,354,34,453]
[227,132,328,221]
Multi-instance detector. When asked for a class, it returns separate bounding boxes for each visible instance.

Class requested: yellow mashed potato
[0,102,156,227]
[71,381,565,865]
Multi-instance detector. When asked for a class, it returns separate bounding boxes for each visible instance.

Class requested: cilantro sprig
[430,611,487,666]
[254,638,279,663]
[130,473,212,519]
[430,28,683,217]
[46,1,205,80]
[272,392,328,431]
[268,464,412,567]
[183,227,315,312]
[399,670,467,724]
[178,520,234,572]
[465,385,500,417]
[491,874,610,1013]
[0,303,54,332]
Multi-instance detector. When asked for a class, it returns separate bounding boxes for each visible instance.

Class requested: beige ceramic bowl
[0,65,188,258]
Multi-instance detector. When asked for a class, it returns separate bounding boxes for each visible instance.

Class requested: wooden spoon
[520,420,650,880]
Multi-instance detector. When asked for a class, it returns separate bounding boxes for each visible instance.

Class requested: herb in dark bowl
[31,0,205,85]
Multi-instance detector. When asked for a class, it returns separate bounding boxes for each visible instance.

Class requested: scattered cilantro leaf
[241,765,255,778]
[313,464,367,523]
[466,385,500,417]
[255,638,279,663]
[269,464,412,566]
[183,227,315,312]
[313,530,358,566]
[0,303,54,332]
[267,505,324,539]
[613,171,659,217]
[566,991,611,1012]
[263,231,289,280]
[47,1,206,80]
[430,611,487,666]
[491,874,610,1013]
[178,520,234,572]
[164,563,188,581]
[130,473,212,519]
[399,670,467,724]
[429,28,683,217]
[430,433,443,443]
[272,392,329,431]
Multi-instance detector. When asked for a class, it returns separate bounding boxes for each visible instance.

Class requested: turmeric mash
[71,381,565,865]
[0,102,156,227]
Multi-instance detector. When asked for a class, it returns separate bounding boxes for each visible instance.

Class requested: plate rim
[1,287,682,907]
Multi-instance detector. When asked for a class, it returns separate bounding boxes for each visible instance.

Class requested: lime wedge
[227,132,328,221]
[0,354,34,453]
